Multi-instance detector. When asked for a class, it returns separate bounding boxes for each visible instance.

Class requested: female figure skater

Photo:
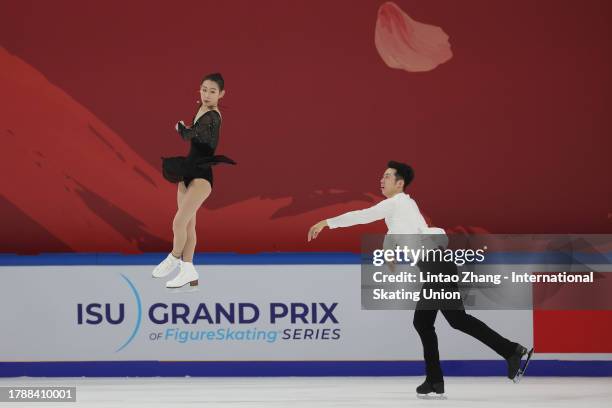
[152,73,236,288]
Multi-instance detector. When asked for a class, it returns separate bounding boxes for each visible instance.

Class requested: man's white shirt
[326,192,447,248]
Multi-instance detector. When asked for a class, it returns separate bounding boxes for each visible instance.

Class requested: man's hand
[308,220,328,242]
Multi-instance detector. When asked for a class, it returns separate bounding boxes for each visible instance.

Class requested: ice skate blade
[512,347,534,383]
[152,273,174,279]
[166,280,198,289]
[417,393,447,400]
[166,284,200,293]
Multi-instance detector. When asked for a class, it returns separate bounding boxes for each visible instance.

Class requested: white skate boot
[166,261,199,288]
[152,253,181,278]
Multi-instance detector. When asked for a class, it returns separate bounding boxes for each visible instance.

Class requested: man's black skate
[506,344,533,382]
[416,380,446,400]
[512,347,534,383]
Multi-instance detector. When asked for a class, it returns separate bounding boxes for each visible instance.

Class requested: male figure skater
[308,161,529,399]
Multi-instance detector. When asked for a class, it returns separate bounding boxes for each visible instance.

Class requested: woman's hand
[175,120,187,132]
[308,220,328,242]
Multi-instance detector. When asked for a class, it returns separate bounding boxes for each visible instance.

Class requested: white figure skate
[152,253,181,278]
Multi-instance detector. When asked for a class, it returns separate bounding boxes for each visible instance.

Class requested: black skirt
[161,155,236,188]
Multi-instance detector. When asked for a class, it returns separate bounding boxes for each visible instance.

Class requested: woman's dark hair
[202,73,224,91]
[388,161,414,190]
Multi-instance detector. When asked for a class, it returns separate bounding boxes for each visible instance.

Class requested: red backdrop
[1,0,611,254]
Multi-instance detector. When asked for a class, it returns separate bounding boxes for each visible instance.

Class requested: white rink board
[0,264,532,361]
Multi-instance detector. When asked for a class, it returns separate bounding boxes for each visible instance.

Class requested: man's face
[380,168,403,197]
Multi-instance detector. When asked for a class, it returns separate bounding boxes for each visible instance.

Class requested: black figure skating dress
[161,110,236,188]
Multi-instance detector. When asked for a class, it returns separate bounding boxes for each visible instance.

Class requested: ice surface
[1,376,610,407]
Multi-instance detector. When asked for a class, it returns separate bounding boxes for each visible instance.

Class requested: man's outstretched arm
[308,198,394,241]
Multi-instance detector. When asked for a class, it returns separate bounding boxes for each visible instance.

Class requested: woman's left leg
[171,179,211,257]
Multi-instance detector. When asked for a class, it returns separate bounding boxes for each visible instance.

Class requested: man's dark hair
[202,72,224,91]
[388,161,414,190]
